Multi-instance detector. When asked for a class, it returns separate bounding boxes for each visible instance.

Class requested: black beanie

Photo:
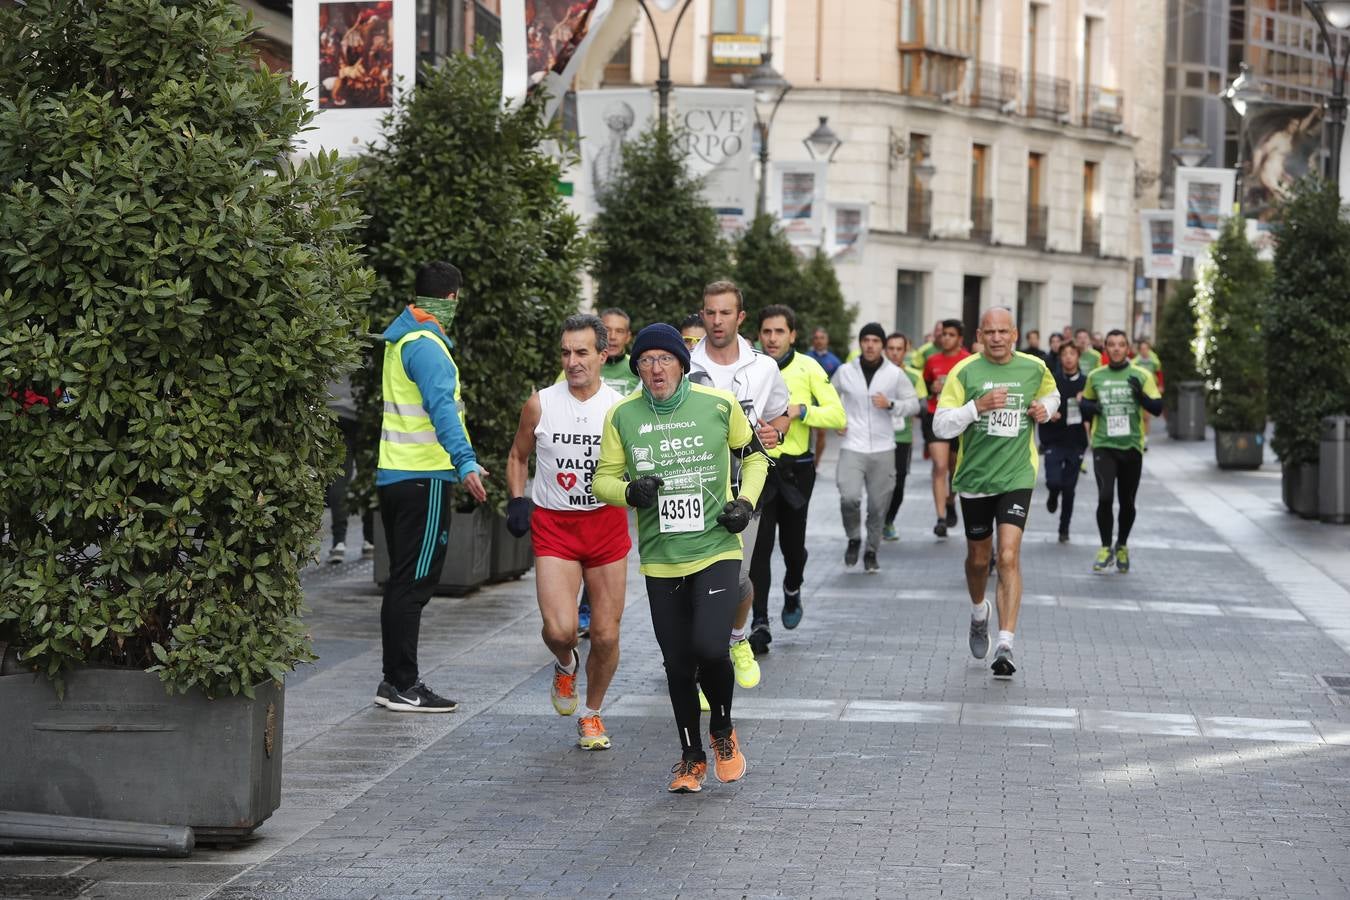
[859,322,886,343]
[629,323,692,375]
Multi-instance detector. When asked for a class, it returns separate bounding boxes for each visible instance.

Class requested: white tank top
[532,381,623,511]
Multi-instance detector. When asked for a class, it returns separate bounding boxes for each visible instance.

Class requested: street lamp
[1220,63,1268,211]
[1303,0,1350,183]
[635,0,694,131]
[746,51,792,217]
[803,116,843,162]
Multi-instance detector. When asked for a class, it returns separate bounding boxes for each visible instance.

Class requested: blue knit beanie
[629,323,692,374]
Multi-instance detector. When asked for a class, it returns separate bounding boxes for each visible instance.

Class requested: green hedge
[1197,216,1268,432]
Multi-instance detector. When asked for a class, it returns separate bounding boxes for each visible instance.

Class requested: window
[900,0,981,97]
[710,0,769,85]
[896,271,925,342]
[1016,282,1043,337]
[1082,161,1100,254]
[1071,285,1097,331]
[603,34,632,84]
[1027,153,1046,247]
[714,0,768,35]
[971,143,991,241]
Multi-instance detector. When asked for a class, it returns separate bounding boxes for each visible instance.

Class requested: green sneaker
[1115,544,1130,574]
[882,523,899,542]
[1091,546,1113,574]
[729,639,761,688]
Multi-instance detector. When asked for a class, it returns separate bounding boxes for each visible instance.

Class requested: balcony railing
[968,62,1019,111]
[970,197,993,243]
[907,189,932,236]
[1083,85,1124,131]
[1026,205,1048,249]
[1027,74,1070,122]
[1081,213,1102,256]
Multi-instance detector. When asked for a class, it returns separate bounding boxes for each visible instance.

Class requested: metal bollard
[0,810,193,858]
[1319,415,1350,524]
[1175,381,1207,441]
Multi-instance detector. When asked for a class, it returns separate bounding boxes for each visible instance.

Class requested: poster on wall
[501,0,615,122]
[1240,104,1322,222]
[827,202,868,258]
[772,161,827,241]
[1173,167,1235,258]
[292,0,416,155]
[576,88,755,232]
[1138,209,1179,279]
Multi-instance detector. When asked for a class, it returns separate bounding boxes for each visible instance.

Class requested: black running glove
[625,475,664,509]
[1127,375,1144,401]
[717,497,754,533]
[505,497,533,538]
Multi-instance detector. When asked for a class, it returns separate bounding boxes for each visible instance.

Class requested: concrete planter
[1282,461,1320,518]
[374,505,492,596]
[488,512,533,583]
[0,667,282,842]
[1215,430,1264,470]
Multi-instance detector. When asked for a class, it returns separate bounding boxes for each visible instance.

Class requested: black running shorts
[959,489,1034,540]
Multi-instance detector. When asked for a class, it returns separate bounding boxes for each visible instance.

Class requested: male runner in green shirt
[933,308,1058,679]
[1081,329,1163,574]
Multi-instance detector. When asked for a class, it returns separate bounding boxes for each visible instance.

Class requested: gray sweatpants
[836,448,896,553]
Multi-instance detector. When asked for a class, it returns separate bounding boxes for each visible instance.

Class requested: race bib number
[659,493,704,533]
[986,406,1021,438]
[1106,414,1130,437]
[1065,399,1082,426]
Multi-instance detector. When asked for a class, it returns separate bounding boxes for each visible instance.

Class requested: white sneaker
[327,541,346,565]
[361,540,375,559]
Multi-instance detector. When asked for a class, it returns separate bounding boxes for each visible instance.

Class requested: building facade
[582,0,1167,342]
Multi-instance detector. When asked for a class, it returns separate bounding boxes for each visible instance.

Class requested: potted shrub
[1196,218,1269,469]
[0,0,369,838]
[355,51,588,590]
[1266,177,1350,516]
[1155,280,1201,440]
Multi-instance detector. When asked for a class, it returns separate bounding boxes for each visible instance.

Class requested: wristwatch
[776,428,786,444]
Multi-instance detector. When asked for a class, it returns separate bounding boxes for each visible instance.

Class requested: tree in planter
[590,127,731,330]
[1155,279,1199,417]
[353,51,589,514]
[1195,216,1270,436]
[1266,176,1350,468]
[0,0,370,695]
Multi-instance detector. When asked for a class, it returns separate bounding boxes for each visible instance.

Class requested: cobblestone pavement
[5,428,1349,899]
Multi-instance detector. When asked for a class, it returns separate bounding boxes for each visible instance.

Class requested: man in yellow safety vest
[373,261,488,714]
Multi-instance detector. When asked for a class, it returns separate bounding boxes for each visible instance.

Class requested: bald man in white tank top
[506,315,632,750]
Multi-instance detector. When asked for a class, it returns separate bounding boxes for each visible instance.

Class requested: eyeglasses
[636,354,679,369]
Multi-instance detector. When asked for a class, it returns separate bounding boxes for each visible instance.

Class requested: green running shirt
[894,366,928,443]
[937,352,1058,495]
[593,382,767,578]
[1082,363,1161,452]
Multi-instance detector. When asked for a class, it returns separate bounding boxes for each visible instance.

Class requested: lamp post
[1220,63,1268,212]
[1169,130,1212,169]
[635,0,695,131]
[1303,0,1350,183]
[746,52,792,217]
[803,116,843,162]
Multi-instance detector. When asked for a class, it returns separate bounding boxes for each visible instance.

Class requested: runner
[933,307,1058,679]
[748,304,845,651]
[680,312,706,348]
[1131,339,1163,448]
[1074,328,1102,372]
[1038,341,1089,542]
[805,327,841,466]
[688,280,790,688]
[1080,329,1163,574]
[906,320,943,370]
[921,320,971,538]
[831,323,921,572]
[506,315,629,750]
[593,323,766,793]
[882,332,927,542]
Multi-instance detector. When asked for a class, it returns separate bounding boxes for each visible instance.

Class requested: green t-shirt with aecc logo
[1082,363,1161,452]
[936,352,1058,495]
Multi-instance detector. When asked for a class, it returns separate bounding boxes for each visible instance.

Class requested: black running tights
[1093,447,1143,548]
[645,559,740,757]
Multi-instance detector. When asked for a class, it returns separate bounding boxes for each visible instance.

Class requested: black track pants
[378,479,453,690]
[750,459,817,623]
[1093,447,1143,548]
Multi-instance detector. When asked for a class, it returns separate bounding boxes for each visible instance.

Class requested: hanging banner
[291,0,416,155]
[772,160,828,241]
[826,202,868,259]
[576,88,656,214]
[501,0,615,122]
[1138,209,1179,279]
[576,87,754,232]
[670,89,756,233]
[1240,104,1322,222]
[1173,166,1235,258]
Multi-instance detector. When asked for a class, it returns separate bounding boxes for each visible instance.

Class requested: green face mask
[415,295,458,329]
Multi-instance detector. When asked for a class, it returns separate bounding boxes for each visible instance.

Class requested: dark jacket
[1038,367,1089,451]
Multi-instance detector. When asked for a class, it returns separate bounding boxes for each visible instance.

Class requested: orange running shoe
[667,757,707,793]
[710,727,746,783]
[576,714,611,750]
[550,649,579,716]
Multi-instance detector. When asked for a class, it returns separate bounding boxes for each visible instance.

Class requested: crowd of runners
[364,261,1164,794]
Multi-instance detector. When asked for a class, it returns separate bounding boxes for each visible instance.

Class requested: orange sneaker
[576,714,611,750]
[710,727,746,783]
[667,757,708,793]
[550,649,579,716]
